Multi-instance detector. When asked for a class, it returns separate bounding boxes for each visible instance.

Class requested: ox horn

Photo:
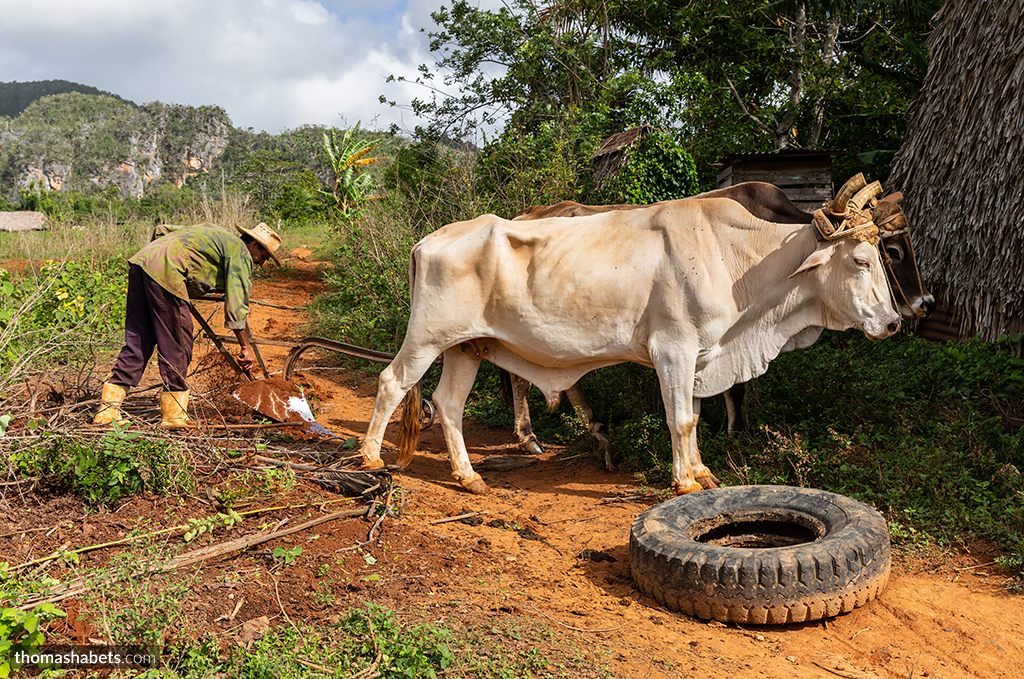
[831,172,867,215]
[850,180,883,211]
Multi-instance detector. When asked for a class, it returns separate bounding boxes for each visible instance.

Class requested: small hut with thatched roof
[590,126,653,193]
[0,211,48,233]
[888,0,1024,345]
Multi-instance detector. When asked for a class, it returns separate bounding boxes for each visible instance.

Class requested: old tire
[630,485,890,624]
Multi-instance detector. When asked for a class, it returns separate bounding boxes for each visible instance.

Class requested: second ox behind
[356,174,901,495]
[506,180,933,464]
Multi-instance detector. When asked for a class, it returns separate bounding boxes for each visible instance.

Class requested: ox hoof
[457,473,490,495]
[695,472,721,490]
[673,481,705,495]
[521,438,545,456]
[463,478,491,495]
[359,458,385,471]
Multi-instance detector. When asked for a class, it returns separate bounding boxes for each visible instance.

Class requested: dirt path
[237,257,1024,679]
[4,253,1024,678]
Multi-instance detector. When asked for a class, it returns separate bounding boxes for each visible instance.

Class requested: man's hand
[237,346,258,372]
[232,327,258,373]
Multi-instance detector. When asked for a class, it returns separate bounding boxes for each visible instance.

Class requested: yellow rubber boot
[160,390,192,427]
[93,383,128,425]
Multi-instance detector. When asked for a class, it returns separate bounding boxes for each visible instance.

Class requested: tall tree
[386,0,628,140]
[613,0,936,148]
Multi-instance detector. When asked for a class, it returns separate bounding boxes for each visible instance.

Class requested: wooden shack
[714,150,838,212]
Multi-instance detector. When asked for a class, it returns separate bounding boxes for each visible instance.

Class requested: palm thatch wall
[888,0,1024,343]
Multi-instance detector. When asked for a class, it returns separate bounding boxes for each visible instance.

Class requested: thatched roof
[591,125,653,188]
[888,0,1024,342]
[0,211,48,233]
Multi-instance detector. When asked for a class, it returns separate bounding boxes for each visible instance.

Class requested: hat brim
[238,225,282,267]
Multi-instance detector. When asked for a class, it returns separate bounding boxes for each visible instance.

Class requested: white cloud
[291,1,332,25]
[0,0,475,135]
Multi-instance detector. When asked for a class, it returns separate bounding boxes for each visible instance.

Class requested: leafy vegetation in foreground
[11,423,182,507]
[170,603,610,679]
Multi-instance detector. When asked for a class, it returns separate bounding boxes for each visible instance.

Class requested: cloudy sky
[0,0,502,136]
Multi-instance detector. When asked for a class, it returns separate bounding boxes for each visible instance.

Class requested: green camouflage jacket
[131,223,253,330]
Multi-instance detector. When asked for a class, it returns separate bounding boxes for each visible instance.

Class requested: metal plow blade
[232,377,338,437]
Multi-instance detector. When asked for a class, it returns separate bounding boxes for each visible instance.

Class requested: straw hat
[237,222,282,266]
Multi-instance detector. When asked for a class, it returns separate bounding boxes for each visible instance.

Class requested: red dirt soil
[3,251,1023,679]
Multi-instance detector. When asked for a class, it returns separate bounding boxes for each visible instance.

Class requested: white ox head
[791,173,902,340]
[790,237,901,339]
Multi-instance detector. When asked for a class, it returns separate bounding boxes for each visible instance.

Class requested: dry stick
[524,602,629,634]
[11,498,357,572]
[201,422,307,431]
[255,454,322,472]
[273,574,301,637]
[430,511,490,525]
[348,618,383,679]
[18,506,369,610]
[365,484,397,544]
[0,477,40,487]
[251,299,307,311]
[295,658,334,674]
[0,522,71,540]
[810,660,877,679]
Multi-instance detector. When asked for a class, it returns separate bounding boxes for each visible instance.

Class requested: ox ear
[788,243,836,279]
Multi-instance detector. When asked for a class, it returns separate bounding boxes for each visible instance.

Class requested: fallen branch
[255,454,321,472]
[18,506,369,610]
[0,476,40,487]
[251,300,307,311]
[430,511,489,525]
[11,498,357,572]
[203,422,307,430]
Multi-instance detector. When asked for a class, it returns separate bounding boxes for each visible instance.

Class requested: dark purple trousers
[109,264,194,391]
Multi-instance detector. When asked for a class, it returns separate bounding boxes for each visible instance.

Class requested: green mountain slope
[0,79,135,119]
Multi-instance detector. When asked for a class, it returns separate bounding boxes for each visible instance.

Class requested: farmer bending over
[94,222,282,427]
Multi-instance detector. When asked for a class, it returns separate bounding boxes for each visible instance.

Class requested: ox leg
[360,353,436,469]
[688,397,720,489]
[434,347,489,495]
[655,357,719,495]
[564,383,612,471]
[724,383,747,434]
[510,373,545,455]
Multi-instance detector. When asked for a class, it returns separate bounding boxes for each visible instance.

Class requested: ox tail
[397,380,422,468]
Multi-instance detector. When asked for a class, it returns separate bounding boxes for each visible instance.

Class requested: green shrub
[213,603,454,678]
[312,202,423,352]
[0,602,66,677]
[0,259,128,371]
[593,128,700,204]
[14,425,175,507]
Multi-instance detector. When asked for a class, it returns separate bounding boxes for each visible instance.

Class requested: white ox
[358,195,900,494]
